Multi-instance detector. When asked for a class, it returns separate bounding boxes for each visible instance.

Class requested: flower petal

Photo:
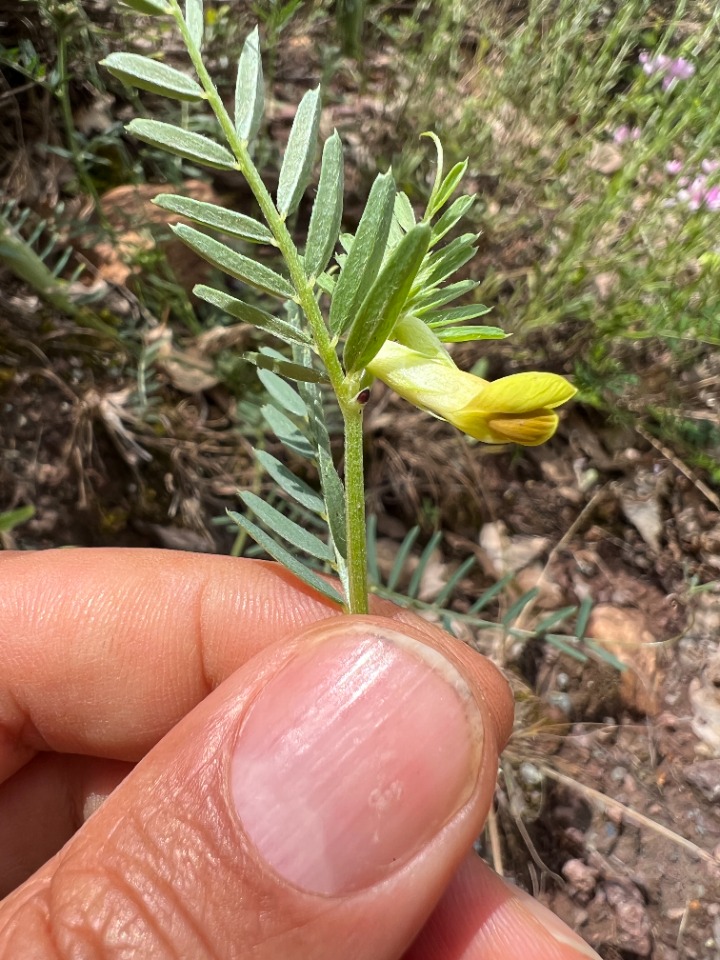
[470,371,577,415]
[486,411,559,445]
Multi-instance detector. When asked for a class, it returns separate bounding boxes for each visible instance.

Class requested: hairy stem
[340,396,369,614]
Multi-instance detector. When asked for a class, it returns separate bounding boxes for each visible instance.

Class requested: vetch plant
[103,0,576,614]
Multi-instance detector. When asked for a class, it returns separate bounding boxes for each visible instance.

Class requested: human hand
[0,549,600,958]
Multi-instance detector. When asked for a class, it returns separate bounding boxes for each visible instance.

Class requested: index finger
[0,549,512,780]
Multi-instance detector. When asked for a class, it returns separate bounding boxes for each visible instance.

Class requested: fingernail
[231,623,483,896]
[508,883,603,959]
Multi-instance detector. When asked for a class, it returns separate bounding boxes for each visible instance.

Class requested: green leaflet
[120,0,169,14]
[343,223,431,373]
[393,192,416,233]
[417,233,478,290]
[412,278,478,313]
[257,368,308,417]
[427,160,468,219]
[277,87,321,217]
[255,450,325,515]
[261,404,314,459]
[431,195,475,245]
[425,303,493,327]
[434,326,507,343]
[173,224,294,299]
[235,26,264,142]
[305,130,344,278]
[227,510,344,605]
[246,353,327,384]
[193,286,311,345]
[185,0,203,49]
[238,491,334,562]
[153,194,273,244]
[126,119,236,170]
[329,172,395,335]
[0,504,35,533]
[101,53,204,101]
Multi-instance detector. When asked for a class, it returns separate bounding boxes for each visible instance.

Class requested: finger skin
[0,550,512,896]
[404,852,600,960]
[0,550,512,774]
[0,616,506,960]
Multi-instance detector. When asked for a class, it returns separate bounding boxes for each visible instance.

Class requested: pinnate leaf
[126,119,235,169]
[277,87,321,216]
[227,510,344,605]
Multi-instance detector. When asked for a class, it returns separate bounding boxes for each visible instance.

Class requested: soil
[2,4,720,958]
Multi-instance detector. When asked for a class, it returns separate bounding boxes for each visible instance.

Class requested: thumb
[0,616,509,959]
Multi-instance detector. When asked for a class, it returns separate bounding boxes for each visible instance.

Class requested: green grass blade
[386,525,421,591]
[407,530,443,599]
[502,588,540,628]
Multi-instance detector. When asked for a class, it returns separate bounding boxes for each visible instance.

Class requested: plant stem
[170,2,369,613]
[340,396,369,614]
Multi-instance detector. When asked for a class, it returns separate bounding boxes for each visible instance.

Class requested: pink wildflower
[613,125,642,144]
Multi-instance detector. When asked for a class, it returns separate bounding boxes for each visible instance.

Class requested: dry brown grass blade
[536,763,720,868]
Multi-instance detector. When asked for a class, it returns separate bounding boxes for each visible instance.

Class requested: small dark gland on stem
[356,387,371,405]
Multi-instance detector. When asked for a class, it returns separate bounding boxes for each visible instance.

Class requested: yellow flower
[366,319,577,446]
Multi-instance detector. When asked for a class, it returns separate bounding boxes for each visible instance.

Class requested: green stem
[340,396,369,614]
[170,3,369,613]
